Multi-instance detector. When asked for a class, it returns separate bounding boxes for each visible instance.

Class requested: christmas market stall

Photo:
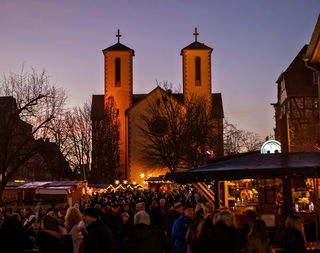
[166,152,320,232]
[3,181,85,207]
[146,175,173,192]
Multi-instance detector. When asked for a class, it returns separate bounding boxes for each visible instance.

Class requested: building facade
[273,16,320,152]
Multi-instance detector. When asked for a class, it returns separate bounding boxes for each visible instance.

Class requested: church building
[91,29,224,184]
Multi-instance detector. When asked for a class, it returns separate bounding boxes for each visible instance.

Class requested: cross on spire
[116,29,122,43]
[193,27,199,42]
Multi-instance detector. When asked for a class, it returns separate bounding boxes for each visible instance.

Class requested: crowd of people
[0,188,310,253]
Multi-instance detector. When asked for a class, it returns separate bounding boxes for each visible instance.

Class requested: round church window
[151,117,169,136]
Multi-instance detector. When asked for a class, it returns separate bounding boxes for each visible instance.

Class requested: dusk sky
[1,0,319,139]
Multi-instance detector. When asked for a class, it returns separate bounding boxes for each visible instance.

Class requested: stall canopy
[5,181,84,190]
[166,152,320,183]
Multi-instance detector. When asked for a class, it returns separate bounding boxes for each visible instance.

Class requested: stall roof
[5,181,85,190]
[146,175,166,182]
[166,152,320,183]
[88,184,109,188]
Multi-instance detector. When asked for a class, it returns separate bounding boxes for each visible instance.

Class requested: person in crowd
[246,219,273,253]
[172,204,194,253]
[65,207,84,253]
[119,212,134,252]
[193,203,214,253]
[280,214,307,253]
[166,202,183,237]
[37,214,73,253]
[0,214,33,252]
[136,202,145,213]
[151,198,167,231]
[25,215,42,249]
[186,203,204,253]
[212,210,220,224]
[107,203,123,245]
[82,207,116,253]
[208,210,241,253]
[0,211,5,226]
[125,210,176,253]
[240,209,257,250]
[203,203,214,218]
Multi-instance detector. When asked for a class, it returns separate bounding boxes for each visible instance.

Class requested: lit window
[195,56,201,86]
[115,58,121,87]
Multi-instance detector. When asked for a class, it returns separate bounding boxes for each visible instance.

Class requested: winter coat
[281,228,307,253]
[203,220,241,253]
[0,216,33,253]
[83,220,116,253]
[165,210,181,236]
[126,223,176,253]
[172,215,192,253]
[37,230,73,253]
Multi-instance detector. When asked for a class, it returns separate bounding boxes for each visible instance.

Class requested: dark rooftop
[181,41,212,55]
[131,92,223,119]
[276,45,317,97]
[166,152,320,183]
[91,95,104,120]
[103,43,135,55]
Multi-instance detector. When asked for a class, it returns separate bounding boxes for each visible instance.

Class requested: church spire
[193,27,199,42]
[116,29,122,43]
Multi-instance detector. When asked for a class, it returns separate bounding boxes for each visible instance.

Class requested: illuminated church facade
[91,29,224,184]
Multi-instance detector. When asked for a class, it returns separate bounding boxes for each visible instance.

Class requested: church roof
[102,43,135,55]
[180,41,212,55]
[91,90,223,120]
[131,91,223,119]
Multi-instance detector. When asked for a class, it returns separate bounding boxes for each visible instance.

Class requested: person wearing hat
[171,203,194,253]
[37,214,73,253]
[82,207,115,253]
[165,202,183,238]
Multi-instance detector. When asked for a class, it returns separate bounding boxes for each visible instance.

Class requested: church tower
[181,28,213,108]
[102,30,134,179]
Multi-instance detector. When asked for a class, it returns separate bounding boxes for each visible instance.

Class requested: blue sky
[0,0,319,138]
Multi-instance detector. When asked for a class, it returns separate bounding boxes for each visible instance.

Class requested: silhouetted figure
[126,211,176,253]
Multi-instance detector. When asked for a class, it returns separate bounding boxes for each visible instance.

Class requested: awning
[166,152,320,183]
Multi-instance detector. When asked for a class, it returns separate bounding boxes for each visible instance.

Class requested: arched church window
[115,58,121,87]
[195,56,201,86]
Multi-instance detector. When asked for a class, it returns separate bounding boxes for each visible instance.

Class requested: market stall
[166,152,320,231]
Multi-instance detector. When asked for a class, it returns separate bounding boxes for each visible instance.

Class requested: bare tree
[140,91,185,172]
[224,119,263,155]
[64,103,92,179]
[0,68,67,201]
[140,90,220,172]
[91,97,120,183]
[182,95,218,168]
